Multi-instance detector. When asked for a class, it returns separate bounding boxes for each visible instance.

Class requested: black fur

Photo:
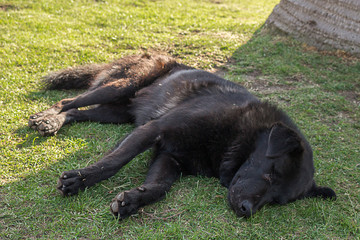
[29,54,336,219]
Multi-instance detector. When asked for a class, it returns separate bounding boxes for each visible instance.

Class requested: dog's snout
[239,200,253,217]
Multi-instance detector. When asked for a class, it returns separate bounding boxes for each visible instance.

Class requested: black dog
[28,54,336,218]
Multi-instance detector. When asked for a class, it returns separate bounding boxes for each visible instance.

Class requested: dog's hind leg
[31,103,133,136]
[65,103,134,124]
[28,81,135,134]
[29,54,178,135]
[57,120,161,196]
[110,153,181,219]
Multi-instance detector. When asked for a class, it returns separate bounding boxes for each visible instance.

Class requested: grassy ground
[0,0,359,239]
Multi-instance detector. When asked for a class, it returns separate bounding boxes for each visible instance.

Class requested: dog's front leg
[110,153,181,220]
[57,121,161,196]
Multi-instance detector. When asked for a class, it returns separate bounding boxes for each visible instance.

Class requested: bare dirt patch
[209,67,227,78]
[243,73,296,94]
[340,90,360,106]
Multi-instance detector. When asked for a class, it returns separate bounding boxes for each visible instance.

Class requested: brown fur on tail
[42,63,109,90]
[42,54,178,90]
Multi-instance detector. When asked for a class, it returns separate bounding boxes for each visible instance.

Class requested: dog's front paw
[57,170,86,196]
[110,189,143,220]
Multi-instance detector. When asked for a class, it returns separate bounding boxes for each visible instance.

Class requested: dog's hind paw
[28,113,65,136]
[28,107,61,127]
[57,170,86,196]
[110,190,143,220]
[28,112,46,129]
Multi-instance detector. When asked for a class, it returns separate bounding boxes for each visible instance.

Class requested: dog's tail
[42,63,107,90]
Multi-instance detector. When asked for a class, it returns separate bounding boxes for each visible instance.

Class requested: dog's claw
[137,186,146,192]
[111,201,118,212]
[116,192,125,201]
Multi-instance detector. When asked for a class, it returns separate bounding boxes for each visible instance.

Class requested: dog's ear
[266,123,303,158]
[305,182,337,200]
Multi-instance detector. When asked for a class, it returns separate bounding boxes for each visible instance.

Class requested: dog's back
[131,68,258,126]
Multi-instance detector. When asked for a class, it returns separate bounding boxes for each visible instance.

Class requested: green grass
[1,0,359,239]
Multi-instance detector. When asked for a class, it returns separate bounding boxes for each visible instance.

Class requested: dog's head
[228,123,336,217]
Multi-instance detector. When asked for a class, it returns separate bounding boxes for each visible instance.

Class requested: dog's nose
[239,200,253,217]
